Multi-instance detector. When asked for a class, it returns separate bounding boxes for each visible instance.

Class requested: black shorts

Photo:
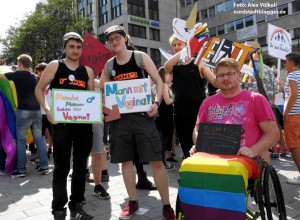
[110,113,162,163]
[42,115,52,137]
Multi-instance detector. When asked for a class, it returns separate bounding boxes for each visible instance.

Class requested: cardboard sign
[80,33,114,77]
[52,89,102,124]
[196,123,242,155]
[104,78,152,114]
[268,24,292,60]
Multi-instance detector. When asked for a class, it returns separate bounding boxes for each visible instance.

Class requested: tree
[0,0,91,66]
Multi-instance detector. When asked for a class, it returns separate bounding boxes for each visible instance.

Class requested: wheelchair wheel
[263,165,286,220]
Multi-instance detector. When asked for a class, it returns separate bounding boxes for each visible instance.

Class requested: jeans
[51,123,92,211]
[16,109,48,173]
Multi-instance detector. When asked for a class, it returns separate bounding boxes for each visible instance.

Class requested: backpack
[106,50,147,80]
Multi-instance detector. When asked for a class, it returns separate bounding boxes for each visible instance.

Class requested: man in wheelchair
[178,58,284,220]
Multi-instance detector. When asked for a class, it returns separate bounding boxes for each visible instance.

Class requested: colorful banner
[80,33,114,77]
[104,78,152,114]
[52,89,102,124]
[268,24,292,60]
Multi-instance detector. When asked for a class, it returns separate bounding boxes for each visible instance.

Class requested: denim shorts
[110,113,162,163]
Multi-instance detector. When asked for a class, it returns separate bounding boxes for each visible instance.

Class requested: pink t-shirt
[196,90,275,148]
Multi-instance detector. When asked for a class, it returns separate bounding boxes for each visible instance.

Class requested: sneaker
[280,152,287,158]
[29,156,38,162]
[163,206,176,220]
[270,152,279,159]
[166,156,178,163]
[11,171,26,178]
[119,201,139,220]
[53,209,67,220]
[94,184,110,199]
[287,176,300,185]
[101,173,109,182]
[164,161,175,171]
[70,202,94,220]
[36,167,49,175]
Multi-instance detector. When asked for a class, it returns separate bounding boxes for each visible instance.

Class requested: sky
[0,0,42,38]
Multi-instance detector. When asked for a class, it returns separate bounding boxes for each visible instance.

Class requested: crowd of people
[0,23,300,220]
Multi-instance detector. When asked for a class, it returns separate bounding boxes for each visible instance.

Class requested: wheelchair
[176,158,286,220]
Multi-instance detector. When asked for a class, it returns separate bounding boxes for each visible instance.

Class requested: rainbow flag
[179,152,260,220]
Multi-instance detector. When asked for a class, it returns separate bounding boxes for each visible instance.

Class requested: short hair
[169,34,177,47]
[17,54,32,69]
[215,58,241,74]
[35,62,47,72]
[286,52,300,67]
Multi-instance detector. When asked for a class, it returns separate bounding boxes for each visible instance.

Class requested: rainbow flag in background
[179,152,260,220]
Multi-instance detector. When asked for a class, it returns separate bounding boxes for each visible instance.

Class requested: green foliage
[0,0,91,66]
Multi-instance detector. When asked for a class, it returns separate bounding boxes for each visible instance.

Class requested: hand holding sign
[103,105,121,122]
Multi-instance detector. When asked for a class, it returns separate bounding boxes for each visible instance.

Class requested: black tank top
[111,52,146,81]
[172,61,206,115]
[50,60,88,90]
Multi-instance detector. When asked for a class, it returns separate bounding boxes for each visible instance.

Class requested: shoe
[0,170,5,176]
[270,152,279,159]
[101,173,109,182]
[163,206,176,220]
[36,167,49,175]
[11,171,26,178]
[164,161,175,171]
[119,201,139,220]
[53,209,67,220]
[287,176,300,185]
[70,202,94,220]
[47,148,52,159]
[29,156,38,162]
[280,152,287,158]
[94,184,110,199]
[136,172,157,190]
[166,156,178,163]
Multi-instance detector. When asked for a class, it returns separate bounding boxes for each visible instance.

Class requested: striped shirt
[285,70,300,115]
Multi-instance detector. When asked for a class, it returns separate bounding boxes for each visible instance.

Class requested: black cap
[104,25,126,40]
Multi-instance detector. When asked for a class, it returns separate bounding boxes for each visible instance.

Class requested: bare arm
[0,74,6,79]
[85,66,95,91]
[283,80,298,122]
[99,67,109,90]
[35,61,58,123]
[164,52,180,74]
[162,84,173,105]
[199,62,218,88]
[142,52,163,117]
[237,120,279,158]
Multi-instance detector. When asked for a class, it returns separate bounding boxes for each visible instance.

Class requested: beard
[66,54,80,62]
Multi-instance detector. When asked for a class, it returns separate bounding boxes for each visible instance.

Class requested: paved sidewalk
[0,149,300,220]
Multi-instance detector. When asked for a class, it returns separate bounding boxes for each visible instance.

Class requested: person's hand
[147,103,158,117]
[237,147,257,158]
[46,108,58,125]
[283,112,289,123]
[189,145,197,156]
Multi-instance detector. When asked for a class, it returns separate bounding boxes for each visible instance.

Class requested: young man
[99,25,175,220]
[190,58,279,159]
[35,32,94,220]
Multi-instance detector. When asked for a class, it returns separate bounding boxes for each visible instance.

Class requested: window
[149,28,160,41]
[201,9,208,20]
[217,25,225,36]
[292,1,300,13]
[257,36,267,47]
[111,0,122,20]
[209,27,216,37]
[128,0,145,18]
[128,24,146,39]
[226,0,234,10]
[227,21,234,33]
[266,8,277,21]
[148,0,159,21]
[245,15,253,27]
[216,2,225,14]
[209,6,215,17]
[150,48,161,68]
[235,18,244,30]
[98,0,108,26]
[256,13,265,23]
[278,3,288,18]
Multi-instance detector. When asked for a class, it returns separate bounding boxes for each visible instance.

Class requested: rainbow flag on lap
[179,152,260,220]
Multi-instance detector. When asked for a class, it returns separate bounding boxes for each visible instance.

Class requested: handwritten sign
[52,89,102,124]
[196,123,242,155]
[104,78,152,114]
[268,24,291,60]
[80,33,114,77]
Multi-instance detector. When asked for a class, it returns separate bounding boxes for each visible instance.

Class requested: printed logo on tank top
[58,77,86,88]
[112,72,138,81]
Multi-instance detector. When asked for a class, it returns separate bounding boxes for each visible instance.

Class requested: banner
[268,24,292,60]
[80,33,114,77]
[104,78,152,114]
[52,89,102,124]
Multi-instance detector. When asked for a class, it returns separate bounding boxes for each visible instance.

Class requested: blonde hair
[169,34,178,47]
[215,58,240,74]
[17,54,32,69]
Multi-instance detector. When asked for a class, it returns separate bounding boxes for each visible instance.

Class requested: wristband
[154,101,160,107]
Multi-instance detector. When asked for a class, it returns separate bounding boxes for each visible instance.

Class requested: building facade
[77,0,178,67]
[180,0,300,78]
